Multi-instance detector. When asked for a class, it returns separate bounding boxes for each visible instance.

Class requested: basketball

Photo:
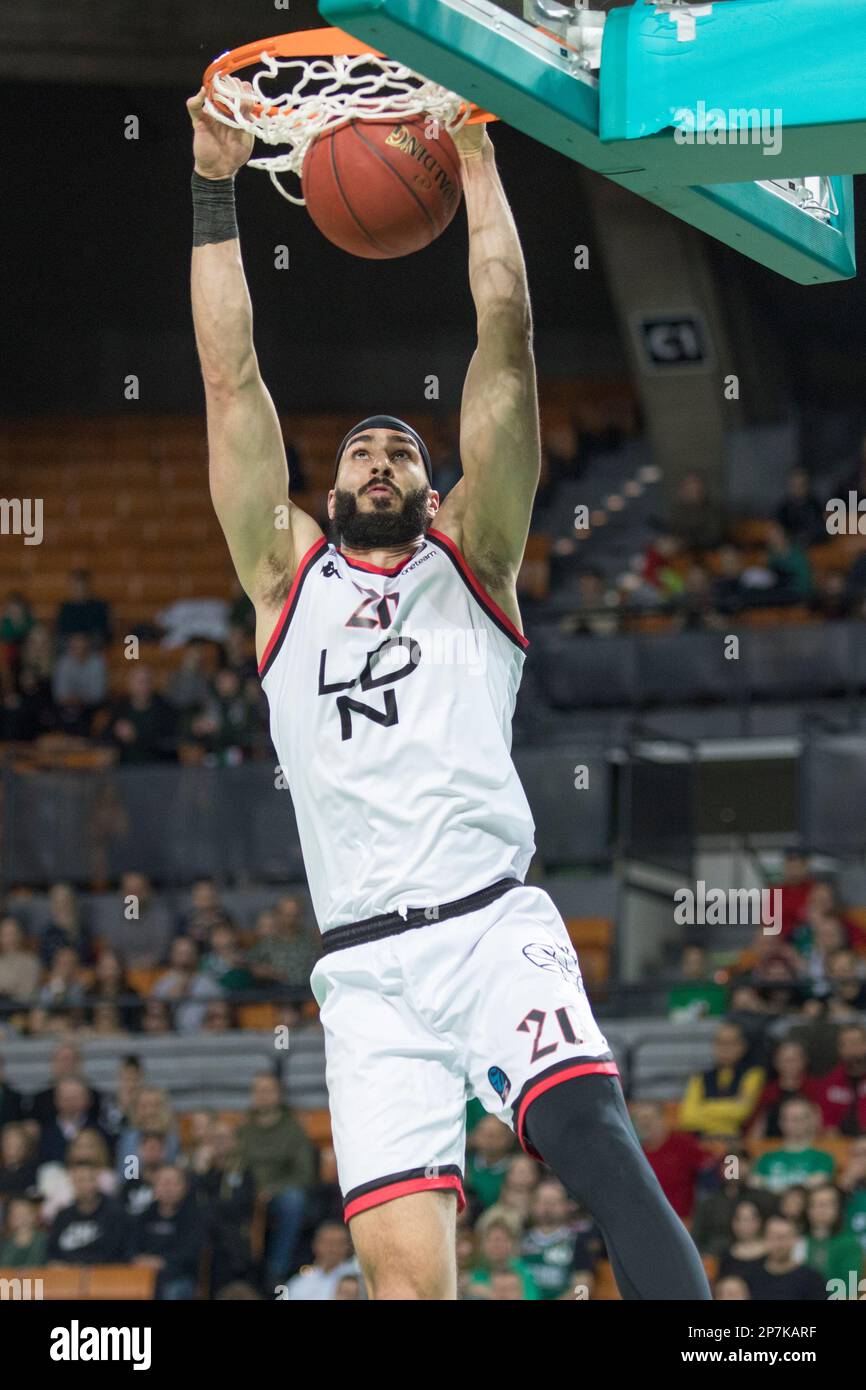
[301,115,463,259]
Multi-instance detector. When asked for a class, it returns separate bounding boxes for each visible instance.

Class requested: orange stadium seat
[567,918,613,987]
[297,1107,333,1147]
[85,1265,157,1300]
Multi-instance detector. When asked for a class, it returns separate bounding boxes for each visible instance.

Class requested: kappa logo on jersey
[488,1065,511,1102]
[319,634,421,741]
[321,560,340,578]
[346,583,399,630]
[523,940,584,991]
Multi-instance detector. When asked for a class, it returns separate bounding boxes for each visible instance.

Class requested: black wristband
[192,171,238,247]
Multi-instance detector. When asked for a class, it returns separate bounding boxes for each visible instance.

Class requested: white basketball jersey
[259,528,536,933]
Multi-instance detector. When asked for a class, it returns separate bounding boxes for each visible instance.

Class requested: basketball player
[187,80,710,1301]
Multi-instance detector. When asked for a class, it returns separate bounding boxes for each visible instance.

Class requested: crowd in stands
[548,437,866,632]
[0,568,267,759]
[0,878,318,1036]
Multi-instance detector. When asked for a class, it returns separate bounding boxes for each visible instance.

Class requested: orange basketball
[301,115,463,259]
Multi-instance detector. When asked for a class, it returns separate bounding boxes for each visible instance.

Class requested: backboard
[317,0,858,285]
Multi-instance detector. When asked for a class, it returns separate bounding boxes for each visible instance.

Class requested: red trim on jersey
[427,528,529,650]
[257,536,328,676]
[343,1173,465,1223]
[517,1061,621,1160]
[335,548,415,576]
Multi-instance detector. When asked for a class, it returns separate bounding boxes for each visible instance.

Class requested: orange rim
[203,27,497,124]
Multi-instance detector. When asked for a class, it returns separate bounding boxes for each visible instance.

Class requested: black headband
[334,415,433,484]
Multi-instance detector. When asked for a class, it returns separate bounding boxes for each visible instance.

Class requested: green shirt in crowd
[806,1234,863,1288]
[468,1258,540,1300]
[752,1147,835,1194]
[0,1231,48,1267]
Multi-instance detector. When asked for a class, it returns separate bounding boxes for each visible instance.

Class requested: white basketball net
[204,52,473,205]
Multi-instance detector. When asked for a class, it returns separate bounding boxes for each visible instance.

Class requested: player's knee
[362,1250,453,1301]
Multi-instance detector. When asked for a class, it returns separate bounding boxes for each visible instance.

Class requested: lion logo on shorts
[523,940,584,992]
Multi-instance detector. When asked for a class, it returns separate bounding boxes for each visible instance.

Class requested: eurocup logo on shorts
[523,940,584,991]
[488,1065,511,1103]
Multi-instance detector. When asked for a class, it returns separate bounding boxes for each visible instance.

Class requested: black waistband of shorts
[321,877,523,955]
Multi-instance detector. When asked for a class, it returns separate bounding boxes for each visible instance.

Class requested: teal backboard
[317,0,859,285]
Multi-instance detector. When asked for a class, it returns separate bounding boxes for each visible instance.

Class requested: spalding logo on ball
[301,115,463,260]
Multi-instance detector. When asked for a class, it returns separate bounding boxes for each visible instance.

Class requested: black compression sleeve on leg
[525,1073,712,1300]
[192,171,238,246]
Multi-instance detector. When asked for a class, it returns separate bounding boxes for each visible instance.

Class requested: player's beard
[332,483,431,548]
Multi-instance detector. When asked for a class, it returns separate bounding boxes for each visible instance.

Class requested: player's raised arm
[452,125,541,600]
[187,81,322,619]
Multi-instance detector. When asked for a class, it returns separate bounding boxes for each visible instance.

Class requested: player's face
[330,428,438,546]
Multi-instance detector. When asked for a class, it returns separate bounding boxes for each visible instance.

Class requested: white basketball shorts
[309,880,618,1223]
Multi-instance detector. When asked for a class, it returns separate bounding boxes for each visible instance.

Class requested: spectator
[689,1147,777,1258]
[199,922,255,994]
[246,899,317,1002]
[30,946,87,1035]
[280,1220,356,1301]
[765,521,813,601]
[0,1056,24,1127]
[0,1195,47,1267]
[717,1199,767,1282]
[838,1136,866,1253]
[99,1056,143,1146]
[28,1043,101,1129]
[745,1215,827,1300]
[466,1115,516,1209]
[714,1273,751,1300]
[747,1039,824,1140]
[775,468,827,547]
[45,1159,130,1265]
[38,1128,117,1222]
[710,546,746,616]
[37,883,95,969]
[0,916,41,1005]
[116,1087,180,1176]
[678,1022,765,1139]
[192,1120,256,1295]
[106,871,175,970]
[826,948,866,1015]
[51,632,107,734]
[667,945,727,1021]
[175,879,225,938]
[750,1097,835,1194]
[0,1121,39,1199]
[0,591,35,683]
[132,1164,205,1300]
[219,626,257,684]
[630,1100,710,1221]
[201,999,235,1032]
[520,1178,588,1300]
[776,850,816,940]
[105,666,177,764]
[165,641,212,713]
[236,1073,318,1287]
[153,937,222,1033]
[55,569,111,651]
[557,569,620,637]
[667,471,723,550]
[467,1206,540,1300]
[122,1131,169,1217]
[778,1184,809,1233]
[334,1273,363,1300]
[804,1183,864,1289]
[498,1153,540,1225]
[140,999,172,1035]
[188,667,259,765]
[37,1078,103,1165]
[85,949,141,1032]
[818,1024,866,1135]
